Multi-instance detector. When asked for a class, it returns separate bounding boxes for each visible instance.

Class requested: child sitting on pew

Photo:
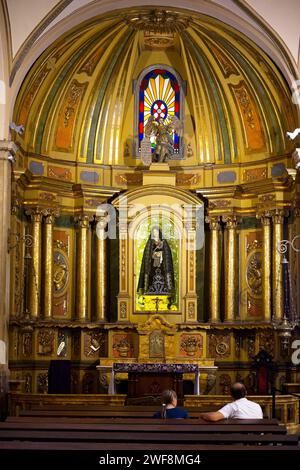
[153,389,189,419]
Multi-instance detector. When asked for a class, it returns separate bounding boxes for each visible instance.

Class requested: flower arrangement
[180,335,201,356]
[113,337,131,357]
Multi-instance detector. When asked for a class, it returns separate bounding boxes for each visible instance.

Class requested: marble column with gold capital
[25,208,42,318]
[43,210,59,319]
[75,214,92,321]
[272,209,286,321]
[223,215,239,322]
[261,213,272,321]
[94,215,107,322]
[205,215,221,322]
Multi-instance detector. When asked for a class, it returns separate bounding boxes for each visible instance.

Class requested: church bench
[17,411,222,419]
[29,404,160,411]
[0,441,299,451]
[18,410,166,417]
[16,409,277,420]
[0,422,287,434]
[5,416,280,426]
[0,430,297,445]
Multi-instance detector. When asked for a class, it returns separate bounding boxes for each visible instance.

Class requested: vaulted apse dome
[14,7,297,167]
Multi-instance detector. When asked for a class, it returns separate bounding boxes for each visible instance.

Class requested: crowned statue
[137,226,175,302]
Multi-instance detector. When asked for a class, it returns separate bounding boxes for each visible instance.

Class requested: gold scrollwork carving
[37,373,48,393]
[53,250,68,295]
[37,330,54,355]
[124,10,190,33]
[246,250,262,298]
[22,332,32,357]
[209,334,231,358]
[84,332,104,357]
[216,342,229,356]
[120,302,127,319]
[188,302,195,319]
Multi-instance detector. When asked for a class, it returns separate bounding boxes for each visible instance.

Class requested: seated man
[200,382,263,421]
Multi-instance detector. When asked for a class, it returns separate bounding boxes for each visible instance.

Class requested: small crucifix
[153,297,162,314]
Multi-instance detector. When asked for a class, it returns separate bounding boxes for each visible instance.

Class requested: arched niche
[112,184,204,324]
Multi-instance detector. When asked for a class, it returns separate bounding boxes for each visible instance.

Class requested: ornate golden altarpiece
[99,164,215,392]
[6,8,300,404]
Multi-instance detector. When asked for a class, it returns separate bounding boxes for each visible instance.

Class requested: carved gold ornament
[124,10,190,33]
[216,342,229,356]
[53,250,68,294]
[246,251,262,297]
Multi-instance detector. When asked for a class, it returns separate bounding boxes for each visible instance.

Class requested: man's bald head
[230,382,247,400]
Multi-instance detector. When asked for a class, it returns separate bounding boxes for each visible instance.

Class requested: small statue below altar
[137,226,175,303]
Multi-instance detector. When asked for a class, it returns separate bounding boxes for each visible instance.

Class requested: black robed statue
[137,226,175,299]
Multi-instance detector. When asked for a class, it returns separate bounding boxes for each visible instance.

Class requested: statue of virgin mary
[137,226,175,298]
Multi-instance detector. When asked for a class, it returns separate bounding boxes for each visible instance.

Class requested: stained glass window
[137,68,182,157]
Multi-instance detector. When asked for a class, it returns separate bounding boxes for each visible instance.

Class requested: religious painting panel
[149,330,165,359]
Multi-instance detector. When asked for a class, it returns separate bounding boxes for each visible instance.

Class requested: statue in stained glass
[144,115,183,163]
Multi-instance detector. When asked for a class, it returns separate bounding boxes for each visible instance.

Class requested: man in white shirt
[200,382,263,421]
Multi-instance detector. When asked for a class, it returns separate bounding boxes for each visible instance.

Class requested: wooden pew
[0,423,286,435]
[0,421,287,433]
[5,416,280,425]
[0,440,299,451]
[0,429,297,445]
[15,409,279,420]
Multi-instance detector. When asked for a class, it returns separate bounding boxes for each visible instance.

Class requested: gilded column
[75,214,91,321]
[206,216,221,322]
[117,217,129,322]
[95,215,107,321]
[224,215,238,322]
[185,221,197,322]
[272,209,286,321]
[26,208,42,318]
[261,213,272,321]
[43,210,59,319]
